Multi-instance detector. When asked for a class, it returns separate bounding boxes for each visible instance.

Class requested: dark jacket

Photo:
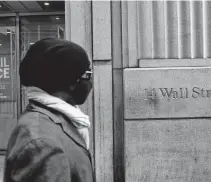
[4,101,94,182]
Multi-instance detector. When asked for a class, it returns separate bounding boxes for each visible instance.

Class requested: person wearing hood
[4,38,94,182]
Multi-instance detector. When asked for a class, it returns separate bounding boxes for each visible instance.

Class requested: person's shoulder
[7,111,65,160]
[8,110,58,151]
[18,109,50,125]
[17,110,51,136]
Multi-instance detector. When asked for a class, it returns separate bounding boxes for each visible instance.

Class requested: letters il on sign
[0,57,10,79]
[0,56,12,100]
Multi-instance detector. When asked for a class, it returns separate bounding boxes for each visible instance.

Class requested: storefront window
[20,15,65,109]
[20,15,65,59]
[0,17,16,182]
[0,17,16,106]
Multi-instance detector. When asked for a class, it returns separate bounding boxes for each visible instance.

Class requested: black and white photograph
[0,0,211,182]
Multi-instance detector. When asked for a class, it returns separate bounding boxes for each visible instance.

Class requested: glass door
[0,16,16,182]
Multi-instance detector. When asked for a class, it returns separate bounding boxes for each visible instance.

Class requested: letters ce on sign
[124,67,211,119]
[0,56,13,101]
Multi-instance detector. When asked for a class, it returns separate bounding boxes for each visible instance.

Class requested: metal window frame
[0,13,16,17]
[16,13,21,116]
[0,11,64,17]
[19,11,64,16]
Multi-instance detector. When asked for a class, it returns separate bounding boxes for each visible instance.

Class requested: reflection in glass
[20,15,65,109]
[20,15,65,59]
[0,17,16,113]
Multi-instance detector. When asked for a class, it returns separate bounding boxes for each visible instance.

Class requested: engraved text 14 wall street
[124,67,211,119]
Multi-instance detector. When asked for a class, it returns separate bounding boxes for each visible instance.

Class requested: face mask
[71,79,92,105]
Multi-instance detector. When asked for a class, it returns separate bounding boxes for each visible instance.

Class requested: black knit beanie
[19,38,90,93]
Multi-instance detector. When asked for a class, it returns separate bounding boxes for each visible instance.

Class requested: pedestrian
[4,38,94,182]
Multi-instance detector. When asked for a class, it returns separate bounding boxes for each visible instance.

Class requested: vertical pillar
[112,1,125,182]
[66,1,114,181]
[65,0,94,162]
[92,1,113,182]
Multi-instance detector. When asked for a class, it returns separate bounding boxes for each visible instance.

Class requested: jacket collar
[26,101,88,151]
